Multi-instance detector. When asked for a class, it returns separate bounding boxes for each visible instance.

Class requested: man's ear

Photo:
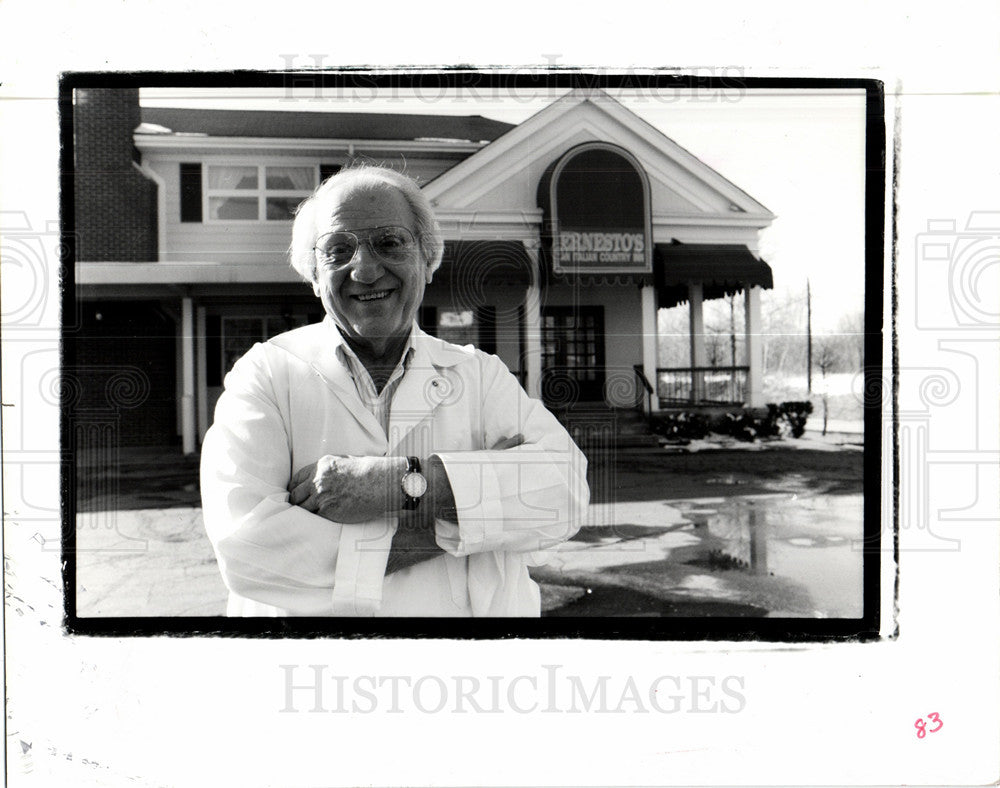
[312,278,322,298]
[424,263,435,284]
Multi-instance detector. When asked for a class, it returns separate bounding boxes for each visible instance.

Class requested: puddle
[544,489,864,618]
[673,493,864,617]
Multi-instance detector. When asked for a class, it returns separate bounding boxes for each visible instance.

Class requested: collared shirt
[333,327,414,437]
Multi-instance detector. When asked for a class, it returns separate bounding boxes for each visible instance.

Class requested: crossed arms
[200,345,589,614]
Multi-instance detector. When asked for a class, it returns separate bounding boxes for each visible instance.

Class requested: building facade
[74,88,775,451]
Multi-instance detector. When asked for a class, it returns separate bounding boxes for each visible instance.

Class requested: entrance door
[541,306,605,405]
[77,301,177,446]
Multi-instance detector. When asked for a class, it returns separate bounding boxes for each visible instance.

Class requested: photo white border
[2,4,998,785]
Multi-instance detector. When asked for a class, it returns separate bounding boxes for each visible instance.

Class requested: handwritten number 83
[915,712,943,739]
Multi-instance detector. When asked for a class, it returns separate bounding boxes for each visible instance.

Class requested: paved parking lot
[75,437,864,618]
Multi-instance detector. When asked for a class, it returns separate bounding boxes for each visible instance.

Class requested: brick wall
[73,88,158,261]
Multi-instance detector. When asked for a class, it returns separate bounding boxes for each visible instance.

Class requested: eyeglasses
[314,226,418,266]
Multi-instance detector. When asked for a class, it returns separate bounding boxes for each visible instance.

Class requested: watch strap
[401,456,422,510]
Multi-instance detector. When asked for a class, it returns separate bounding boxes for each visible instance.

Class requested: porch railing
[633,364,655,417]
[656,365,749,405]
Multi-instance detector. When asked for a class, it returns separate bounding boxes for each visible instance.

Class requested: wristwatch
[400,456,428,510]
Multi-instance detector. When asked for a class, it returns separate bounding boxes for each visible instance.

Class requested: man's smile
[351,289,394,302]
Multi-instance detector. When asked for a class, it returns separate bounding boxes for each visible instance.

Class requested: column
[688,282,706,402]
[640,284,660,413]
[196,305,208,443]
[523,244,543,399]
[524,281,542,400]
[174,317,183,436]
[744,285,764,407]
[181,297,196,454]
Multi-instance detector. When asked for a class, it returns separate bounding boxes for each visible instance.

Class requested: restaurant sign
[548,143,652,275]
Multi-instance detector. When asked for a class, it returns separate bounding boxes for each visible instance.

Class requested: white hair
[289,165,444,283]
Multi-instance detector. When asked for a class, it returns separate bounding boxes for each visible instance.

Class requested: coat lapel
[269,319,474,455]
[270,319,386,446]
[388,327,474,456]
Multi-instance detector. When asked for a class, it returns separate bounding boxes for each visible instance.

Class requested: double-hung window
[204,164,317,222]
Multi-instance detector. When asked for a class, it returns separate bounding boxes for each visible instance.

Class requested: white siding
[144,150,462,265]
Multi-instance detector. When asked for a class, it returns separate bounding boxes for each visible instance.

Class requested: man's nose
[349,243,385,284]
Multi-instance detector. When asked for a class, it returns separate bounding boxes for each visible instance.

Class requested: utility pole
[806,279,813,394]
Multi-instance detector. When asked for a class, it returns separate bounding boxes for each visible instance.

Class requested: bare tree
[836,309,865,372]
[707,331,724,367]
[759,287,808,378]
[814,337,841,435]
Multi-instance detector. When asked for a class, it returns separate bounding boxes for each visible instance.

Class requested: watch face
[402,471,428,498]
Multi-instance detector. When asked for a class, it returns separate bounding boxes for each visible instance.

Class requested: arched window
[546,143,652,274]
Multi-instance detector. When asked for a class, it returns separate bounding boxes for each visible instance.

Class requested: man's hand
[288,455,407,523]
[292,435,526,566]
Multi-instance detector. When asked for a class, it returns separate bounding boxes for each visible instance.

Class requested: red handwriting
[915,712,943,739]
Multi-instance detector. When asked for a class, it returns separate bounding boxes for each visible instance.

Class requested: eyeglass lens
[316,226,415,264]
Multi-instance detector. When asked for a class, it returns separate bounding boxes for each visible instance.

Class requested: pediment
[423,89,774,230]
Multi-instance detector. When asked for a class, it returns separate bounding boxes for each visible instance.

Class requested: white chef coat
[200,318,589,616]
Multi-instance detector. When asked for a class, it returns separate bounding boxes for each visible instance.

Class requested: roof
[139,107,516,143]
[655,243,774,308]
[423,88,775,220]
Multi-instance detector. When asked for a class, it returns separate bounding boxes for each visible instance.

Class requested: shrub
[719,408,781,442]
[651,411,711,441]
[653,402,812,444]
[777,400,813,438]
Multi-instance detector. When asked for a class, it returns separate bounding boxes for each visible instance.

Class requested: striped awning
[655,242,773,307]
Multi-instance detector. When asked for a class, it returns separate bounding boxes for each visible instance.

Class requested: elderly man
[200,165,589,616]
